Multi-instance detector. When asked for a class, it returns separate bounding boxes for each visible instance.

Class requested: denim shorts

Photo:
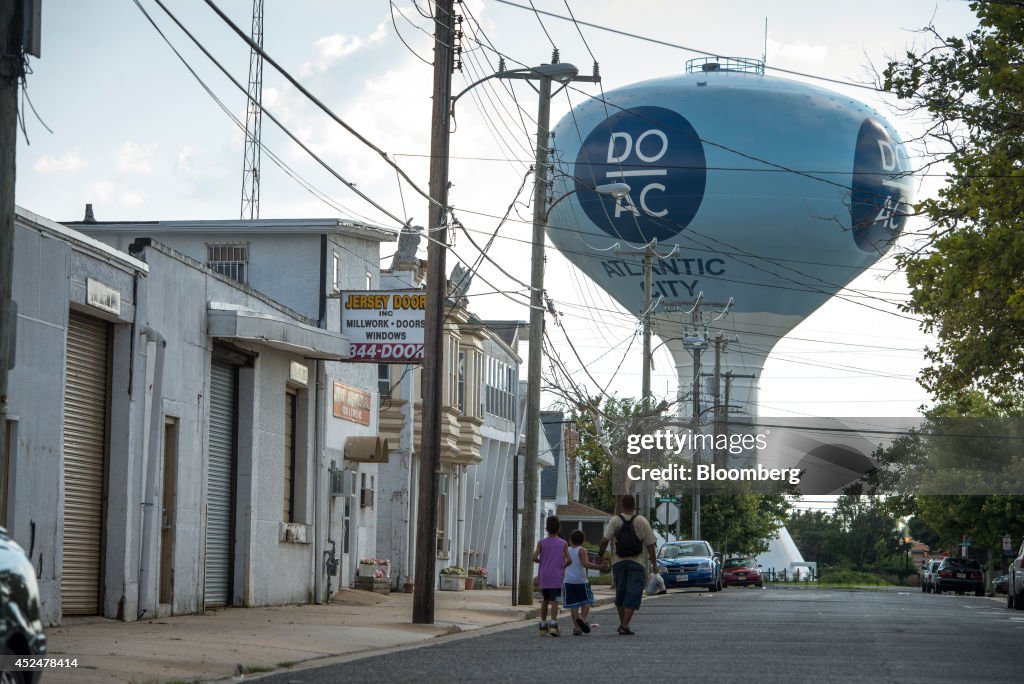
[540,587,561,602]
[612,560,645,610]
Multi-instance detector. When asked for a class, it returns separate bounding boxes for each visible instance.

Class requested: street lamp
[513,174,627,605]
[682,334,707,540]
[498,55,603,607]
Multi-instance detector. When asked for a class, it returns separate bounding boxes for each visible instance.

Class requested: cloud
[767,38,828,65]
[299,35,367,77]
[33,152,86,173]
[119,192,144,207]
[86,180,116,202]
[115,141,156,174]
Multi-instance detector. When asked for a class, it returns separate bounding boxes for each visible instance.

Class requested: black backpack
[615,514,643,557]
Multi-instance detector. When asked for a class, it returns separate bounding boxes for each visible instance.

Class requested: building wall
[96,232,323,322]
[78,224,390,597]
[125,244,325,614]
[8,209,147,625]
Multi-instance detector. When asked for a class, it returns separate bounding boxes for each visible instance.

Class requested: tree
[570,396,651,513]
[884,3,1024,405]
[697,493,788,557]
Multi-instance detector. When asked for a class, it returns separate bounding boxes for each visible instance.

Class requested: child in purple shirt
[532,515,571,636]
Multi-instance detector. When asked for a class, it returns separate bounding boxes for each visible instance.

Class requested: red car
[722,557,763,588]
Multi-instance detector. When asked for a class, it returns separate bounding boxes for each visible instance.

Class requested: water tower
[547,57,912,429]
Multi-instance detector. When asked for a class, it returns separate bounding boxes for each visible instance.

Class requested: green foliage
[884,6,1024,404]
[696,493,788,556]
[571,396,650,513]
[788,496,902,572]
[818,570,892,587]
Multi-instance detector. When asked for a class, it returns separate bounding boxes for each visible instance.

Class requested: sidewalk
[44,585,617,683]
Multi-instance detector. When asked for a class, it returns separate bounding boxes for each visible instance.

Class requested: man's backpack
[615,514,644,557]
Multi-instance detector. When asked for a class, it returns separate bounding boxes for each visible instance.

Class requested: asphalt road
[259,587,1023,683]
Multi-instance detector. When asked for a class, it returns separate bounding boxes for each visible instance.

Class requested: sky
[14,0,981,425]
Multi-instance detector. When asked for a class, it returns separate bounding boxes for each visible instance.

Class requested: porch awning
[207,302,350,360]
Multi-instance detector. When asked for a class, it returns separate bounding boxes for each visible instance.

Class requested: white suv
[1008,537,1024,610]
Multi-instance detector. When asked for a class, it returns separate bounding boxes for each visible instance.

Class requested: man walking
[598,494,658,635]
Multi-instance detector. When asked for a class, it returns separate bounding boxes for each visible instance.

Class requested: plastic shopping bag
[646,572,666,596]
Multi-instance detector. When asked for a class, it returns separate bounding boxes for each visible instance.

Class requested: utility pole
[615,240,677,516]
[1,1,30,511]
[413,0,455,625]
[500,54,598,606]
[690,343,702,539]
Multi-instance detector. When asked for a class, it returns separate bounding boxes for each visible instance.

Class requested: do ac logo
[573,106,706,243]
[851,118,912,253]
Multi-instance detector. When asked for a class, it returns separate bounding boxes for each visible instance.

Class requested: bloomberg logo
[851,118,912,253]
[573,106,706,243]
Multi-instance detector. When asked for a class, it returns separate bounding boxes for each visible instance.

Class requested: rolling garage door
[62,311,109,616]
[205,359,237,607]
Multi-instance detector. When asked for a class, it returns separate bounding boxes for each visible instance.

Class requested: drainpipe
[137,324,166,619]
[457,465,467,569]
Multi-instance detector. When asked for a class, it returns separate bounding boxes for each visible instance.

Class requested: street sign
[657,496,681,504]
[657,502,679,527]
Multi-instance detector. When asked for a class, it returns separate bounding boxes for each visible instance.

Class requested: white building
[71,213,396,604]
[374,237,528,587]
[6,208,357,624]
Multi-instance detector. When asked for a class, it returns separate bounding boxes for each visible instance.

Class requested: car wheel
[921,582,927,593]
[975,588,984,597]
[1008,585,1015,609]
[0,644,27,684]
[1016,583,1024,611]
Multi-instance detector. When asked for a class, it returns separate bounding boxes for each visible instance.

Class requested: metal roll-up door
[205,359,237,607]
[62,311,110,616]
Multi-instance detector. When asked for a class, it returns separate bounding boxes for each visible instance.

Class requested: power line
[494,0,888,93]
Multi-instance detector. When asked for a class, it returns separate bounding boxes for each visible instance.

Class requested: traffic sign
[657,496,681,504]
[657,502,679,527]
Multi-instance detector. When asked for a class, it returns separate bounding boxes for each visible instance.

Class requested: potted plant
[468,566,488,590]
[439,565,466,591]
[359,558,391,579]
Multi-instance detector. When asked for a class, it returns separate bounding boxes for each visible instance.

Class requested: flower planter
[465,577,474,590]
[469,575,486,590]
[439,574,465,591]
[359,563,390,579]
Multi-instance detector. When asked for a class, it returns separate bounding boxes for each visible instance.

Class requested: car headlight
[698,561,711,570]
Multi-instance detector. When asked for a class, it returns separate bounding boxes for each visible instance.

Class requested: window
[377,364,391,398]
[332,252,340,291]
[365,271,372,290]
[284,390,297,522]
[483,355,516,420]
[206,242,249,284]
[457,350,466,414]
[360,473,375,508]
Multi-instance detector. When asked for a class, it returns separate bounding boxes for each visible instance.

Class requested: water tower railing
[686,56,765,75]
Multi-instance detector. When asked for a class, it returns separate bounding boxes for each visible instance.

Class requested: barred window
[207,243,249,284]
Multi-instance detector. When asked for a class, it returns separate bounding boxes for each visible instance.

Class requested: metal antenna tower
[240,0,264,219]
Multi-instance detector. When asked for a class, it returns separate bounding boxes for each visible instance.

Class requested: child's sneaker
[548,623,560,637]
[538,621,548,636]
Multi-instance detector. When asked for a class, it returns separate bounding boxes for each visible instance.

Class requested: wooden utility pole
[413,0,455,625]
[1,1,25,501]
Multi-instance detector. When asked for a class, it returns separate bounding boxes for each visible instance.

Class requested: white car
[1008,537,1024,610]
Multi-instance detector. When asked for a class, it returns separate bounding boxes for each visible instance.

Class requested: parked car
[1008,536,1024,610]
[932,557,984,596]
[656,540,722,592]
[991,574,1009,595]
[921,559,942,593]
[0,527,47,681]
[722,557,763,588]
